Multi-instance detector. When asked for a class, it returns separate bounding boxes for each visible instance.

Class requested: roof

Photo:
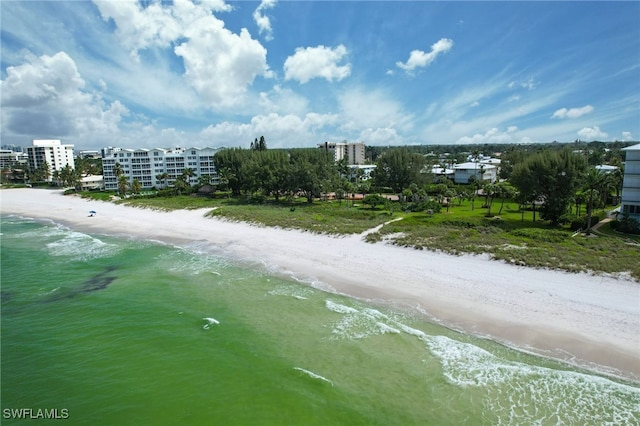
[622,143,640,151]
[454,162,496,170]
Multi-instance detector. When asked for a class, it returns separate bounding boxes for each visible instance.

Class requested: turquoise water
[1,215,639,425]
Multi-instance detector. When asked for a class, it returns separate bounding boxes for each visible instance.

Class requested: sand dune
[2,188,638,381]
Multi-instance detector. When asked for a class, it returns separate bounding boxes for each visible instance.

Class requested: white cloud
[622,131,633,141]
[551,105,594,119]
[456,127,519,145]
[95,0,269,109]
[0,51,128,140]
[284,45,351,84]
[200,112,339,148]
[358,127,404,146]
[175,20,270,107]
[396,38,453,73]
[577,126,608,141]
[338,88,414,133]
[253,0,277,41]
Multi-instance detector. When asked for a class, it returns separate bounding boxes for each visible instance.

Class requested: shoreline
[2,188,639,382]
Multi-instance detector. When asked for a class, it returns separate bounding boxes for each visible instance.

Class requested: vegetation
[67,139,640,280]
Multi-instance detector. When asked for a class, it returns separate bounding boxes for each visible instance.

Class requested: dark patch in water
[45,267,117,302]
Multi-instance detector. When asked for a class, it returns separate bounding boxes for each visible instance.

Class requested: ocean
[1,215,638,425]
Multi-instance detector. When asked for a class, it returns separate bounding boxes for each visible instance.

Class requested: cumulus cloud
[200,112,339,148]
[95,0,269,108]
[253,0,277,41]
[551,105,594,119]
[577,126,608,141]
[622,131,633,141]
[0,51,128,139]
[396,38,453,73]
[456,128,517,145]
[284,45,351,83]
[358,127,404,146]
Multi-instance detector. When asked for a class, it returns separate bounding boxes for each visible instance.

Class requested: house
[431,165,455,181]
[453,162,497,184]
[620,143,640,220]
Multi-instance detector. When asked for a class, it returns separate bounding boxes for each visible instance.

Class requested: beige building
[26,139,75,181]
[319,141,366,165]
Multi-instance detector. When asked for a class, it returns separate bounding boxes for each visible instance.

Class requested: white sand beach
[2,188,639,381]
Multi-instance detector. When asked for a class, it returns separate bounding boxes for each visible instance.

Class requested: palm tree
[156,172,169,189]
[583,168,606,232]
[113,162,124,178]
[117,175,129,197]
[131,178,142,195]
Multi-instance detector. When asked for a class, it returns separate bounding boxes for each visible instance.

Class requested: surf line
[294,367,333,386]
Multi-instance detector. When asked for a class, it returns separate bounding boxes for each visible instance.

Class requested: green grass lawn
[77,191,640,280]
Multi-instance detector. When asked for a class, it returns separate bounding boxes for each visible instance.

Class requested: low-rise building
[453,162,497,184]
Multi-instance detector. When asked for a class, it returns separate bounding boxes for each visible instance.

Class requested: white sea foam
[202,317,219,330]
[267,284,315,299]
[322,297,640,424]
[43,229,120,261]
[294,367,333,386]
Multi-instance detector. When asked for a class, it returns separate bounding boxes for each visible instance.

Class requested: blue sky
[1,1,639,151]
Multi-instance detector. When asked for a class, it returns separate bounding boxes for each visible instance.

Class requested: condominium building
[26,139,75,181]
[102,147,220,191]
[621,143,640,220]
[319,141,366,165]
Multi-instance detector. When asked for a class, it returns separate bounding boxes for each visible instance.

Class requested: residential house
[453,162,497,184]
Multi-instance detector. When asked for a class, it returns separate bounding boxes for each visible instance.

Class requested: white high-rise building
[102,147,220,190]
[621,143,640,220]
[318,141,366,165]
[26,139,75,181]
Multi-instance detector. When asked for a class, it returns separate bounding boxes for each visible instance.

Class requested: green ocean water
[1,215,639,425]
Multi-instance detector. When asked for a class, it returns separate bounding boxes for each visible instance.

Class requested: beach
[2,188,639,381]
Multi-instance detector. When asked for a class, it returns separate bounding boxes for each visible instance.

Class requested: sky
[1,1,639,151]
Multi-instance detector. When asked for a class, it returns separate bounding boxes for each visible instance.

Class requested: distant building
[431,165,455,181]
[26,139,75,182]
[78,150,102,159]
[0,149,28,168]
[594,164,618,174]
[347,164,377,181]
[453,162,497,184]
[319,141,366,165]
[620,144,640,220]
[102,147,220,191]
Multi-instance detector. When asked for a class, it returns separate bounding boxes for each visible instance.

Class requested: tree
[373,147,427,193]
[156,172,169,189]
[131,178,142,195]
[363,194,386,210]
[289,149,335,203]
[250,136,267,151]
[496,182,516,215]
[113,162,124,178]
[117,175,129,196]
[510,149,587,226]
[582,168,607,232]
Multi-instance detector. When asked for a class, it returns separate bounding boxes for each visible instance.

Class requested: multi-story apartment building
[26,139,75,181]
[319,141,366,165]
[621,143,640,220]
[102,147,220,191]
[0,149,28,168]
